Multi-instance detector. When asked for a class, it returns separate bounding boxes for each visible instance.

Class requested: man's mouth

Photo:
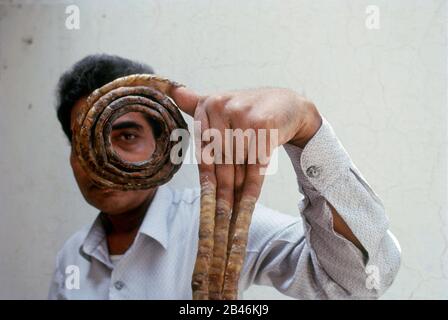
[89,184,116,194]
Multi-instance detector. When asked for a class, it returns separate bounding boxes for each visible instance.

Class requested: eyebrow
[111,121,144,131]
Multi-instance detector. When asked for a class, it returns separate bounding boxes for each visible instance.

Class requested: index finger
[170,86,202,117]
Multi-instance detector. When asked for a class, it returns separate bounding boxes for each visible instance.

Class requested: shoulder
[55,223,91,265]
[48,223,93,300]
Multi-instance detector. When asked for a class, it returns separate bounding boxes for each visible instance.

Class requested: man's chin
[84,189,131,214]
[79,183,155,215]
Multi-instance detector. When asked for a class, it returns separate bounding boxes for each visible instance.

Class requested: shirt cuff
[283,116,389,259]
[283,116,352,192]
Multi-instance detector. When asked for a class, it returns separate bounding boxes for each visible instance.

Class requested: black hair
[56,54,156,142]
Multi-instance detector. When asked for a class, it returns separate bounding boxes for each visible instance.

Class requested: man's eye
[120,133,137,141]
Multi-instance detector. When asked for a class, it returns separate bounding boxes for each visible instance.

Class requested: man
[48,54,401,299]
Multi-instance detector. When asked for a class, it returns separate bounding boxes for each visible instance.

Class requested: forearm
[283,116,401,296]
[288,110,366,253]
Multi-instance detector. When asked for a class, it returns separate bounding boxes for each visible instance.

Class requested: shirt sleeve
[240,116,401,299]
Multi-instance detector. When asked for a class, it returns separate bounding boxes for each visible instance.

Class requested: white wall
[0,0,446,299]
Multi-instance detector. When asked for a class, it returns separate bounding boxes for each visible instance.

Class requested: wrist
[289,102,322,149]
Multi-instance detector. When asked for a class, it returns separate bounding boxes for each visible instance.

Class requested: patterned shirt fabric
[48,117,401,299]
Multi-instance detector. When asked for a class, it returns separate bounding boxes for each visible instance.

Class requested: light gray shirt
[48,117,401,300]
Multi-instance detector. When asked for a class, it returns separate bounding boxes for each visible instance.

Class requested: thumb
[169,86,203,117]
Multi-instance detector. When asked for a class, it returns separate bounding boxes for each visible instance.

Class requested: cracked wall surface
[0,0,446,299]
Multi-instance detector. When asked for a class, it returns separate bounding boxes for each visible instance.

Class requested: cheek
[69,149,155,213]
[70,151,89,186]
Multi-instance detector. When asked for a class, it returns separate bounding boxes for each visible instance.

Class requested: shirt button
[114,281,125,290]
[306,165,321,178]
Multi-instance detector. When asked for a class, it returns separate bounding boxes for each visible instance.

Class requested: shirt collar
[79,184,174,262]
[137,184,173,250]
[79,214,109,266]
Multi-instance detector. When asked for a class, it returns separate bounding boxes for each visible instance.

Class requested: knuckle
[216,183,232,198]
[234,180,244,194]
[248,113,269,130]
[216,169,232,189]
[206,95,228,112]
[227,100,248,116]
[244,179,260,197]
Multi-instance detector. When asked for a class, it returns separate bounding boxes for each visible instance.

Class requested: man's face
[69,97,157,215]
